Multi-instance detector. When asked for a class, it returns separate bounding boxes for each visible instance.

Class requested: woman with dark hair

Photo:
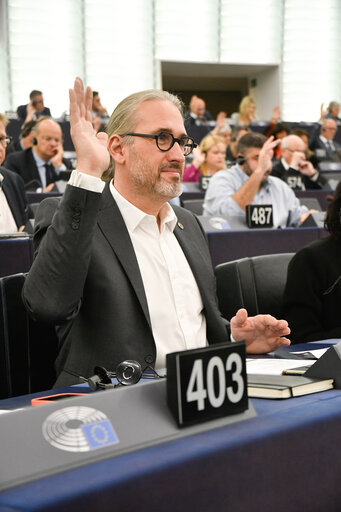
[281,182,341,342]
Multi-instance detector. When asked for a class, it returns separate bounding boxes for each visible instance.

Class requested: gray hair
[103,89,184,181]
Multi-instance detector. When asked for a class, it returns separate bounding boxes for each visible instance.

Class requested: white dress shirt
[0,174,18,233]
[68,170,207,369]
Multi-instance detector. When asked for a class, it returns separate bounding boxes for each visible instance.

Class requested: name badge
[246,204,273,228]
[286,174,304,190]
[200,175,211,191]
[167,342,248,427]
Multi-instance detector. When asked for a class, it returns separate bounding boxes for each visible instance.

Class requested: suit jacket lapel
[173,219,213,308]
[97,185,151,329]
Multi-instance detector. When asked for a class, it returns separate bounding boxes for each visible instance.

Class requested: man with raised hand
[23,78,290,387]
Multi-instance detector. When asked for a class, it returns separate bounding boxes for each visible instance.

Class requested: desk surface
[0,342,340,512]
[207,226,326,267]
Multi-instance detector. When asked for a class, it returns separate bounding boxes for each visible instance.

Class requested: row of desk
[0,224,327,277]
[0,341,340,511]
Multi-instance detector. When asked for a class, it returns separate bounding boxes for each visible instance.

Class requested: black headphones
[32,137,37,145]
[236,155,246,165]
[81,360,163,391]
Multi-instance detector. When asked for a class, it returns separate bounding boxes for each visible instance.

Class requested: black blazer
[271,160,327,190]
[4,148,73,190]
[309,134,341,161]
[23,184,230,387]
[16,105,51,122]
[0,166,30,229]
[281,235,341,343]
[5,139,22,156]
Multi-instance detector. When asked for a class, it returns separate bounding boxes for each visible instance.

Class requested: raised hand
[256,136,280,178]
[69,77,110,178]
[191,146,206,169]
[230,308,291,354]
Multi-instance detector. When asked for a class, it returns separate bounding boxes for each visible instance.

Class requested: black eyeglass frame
[0,136,12,146]
[121,131,197,156]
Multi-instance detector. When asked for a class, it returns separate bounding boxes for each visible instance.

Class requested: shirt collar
[280,157,290,170]
[320,135,330,145]
[109,181,178,233]
[31,148,50,167]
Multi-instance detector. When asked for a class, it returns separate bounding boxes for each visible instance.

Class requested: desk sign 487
[166,342,248,427]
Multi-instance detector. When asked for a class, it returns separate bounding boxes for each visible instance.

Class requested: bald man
[4,117,73,191]
[271,134,327,190]
[310,118,341,162]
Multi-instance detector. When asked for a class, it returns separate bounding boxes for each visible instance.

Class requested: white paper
[246,358,315,375]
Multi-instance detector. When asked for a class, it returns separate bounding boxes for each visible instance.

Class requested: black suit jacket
[281,235,341,343]
[0,166,30,229]
[23,184,230,387]
[16,105,51,122]
[309,134,341,161]
[271,160,327,190]
[5,139,22,156]
[4,148,73,190]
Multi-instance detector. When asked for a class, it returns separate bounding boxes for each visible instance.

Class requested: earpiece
[32,137,37,145]
[236,155,246,165]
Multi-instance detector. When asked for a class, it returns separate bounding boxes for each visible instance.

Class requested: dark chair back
[215,253,294,321]
[0,273,58,399]
[182,198,204,215]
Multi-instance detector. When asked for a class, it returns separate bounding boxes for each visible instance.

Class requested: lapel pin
[177,222,184,230]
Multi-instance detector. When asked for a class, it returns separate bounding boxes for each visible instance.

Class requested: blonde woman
[183,134,227,183]
[231,95,256,127]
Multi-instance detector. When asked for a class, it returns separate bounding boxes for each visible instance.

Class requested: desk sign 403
[166,342,248,427]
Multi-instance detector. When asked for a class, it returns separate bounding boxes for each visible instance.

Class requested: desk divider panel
[0,379,256,491]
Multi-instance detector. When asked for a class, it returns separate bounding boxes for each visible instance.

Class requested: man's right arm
[23,184,102,324]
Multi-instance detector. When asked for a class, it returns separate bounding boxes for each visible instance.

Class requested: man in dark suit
[4,117,73,191]
[309,118,341,162]
[17,90,51,124]
[271,134,327,190]
[23,78,290,387]
[0,114,31,232]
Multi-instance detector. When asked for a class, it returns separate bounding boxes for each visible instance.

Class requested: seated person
[269,122,290,161]
[203,132,308,228]
[309,118,341,161]
[319,101,341,124]
[6,120,37,156]
[17,90,51,124]
[210,112,231,146]
[183,135,226,183]
[290,128,319,168]
[271,135,326,190]
[91,91,109,132]
[230,96,256,127]
[281,182,341,342]
[22,77,290,387]
[184,95,213,124]
[4,117,73,192]
[0,114,31,233]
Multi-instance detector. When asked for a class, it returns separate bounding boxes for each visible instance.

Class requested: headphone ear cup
[116,360,142,386]
[32,137,37,145]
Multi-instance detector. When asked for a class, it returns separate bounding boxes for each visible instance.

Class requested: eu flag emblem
[82,419,119,450]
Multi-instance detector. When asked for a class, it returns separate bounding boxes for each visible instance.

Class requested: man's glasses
[0,136,12,147]
[121,131,197,156]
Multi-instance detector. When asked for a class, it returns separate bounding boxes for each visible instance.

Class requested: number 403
[186,354,245,411]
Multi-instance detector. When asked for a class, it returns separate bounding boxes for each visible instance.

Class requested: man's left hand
[230,308,290,353]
